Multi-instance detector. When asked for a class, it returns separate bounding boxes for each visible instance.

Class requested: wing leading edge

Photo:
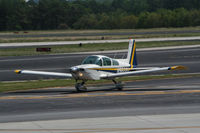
[15,70,72,78]
[101,66,186,79]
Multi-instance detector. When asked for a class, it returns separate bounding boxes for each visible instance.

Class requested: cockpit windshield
[82,56,102,66]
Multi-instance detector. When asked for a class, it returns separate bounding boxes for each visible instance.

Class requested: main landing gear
[75,81,87,92]
[112,79,124,91]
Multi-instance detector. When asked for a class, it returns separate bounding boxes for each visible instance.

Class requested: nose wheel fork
[112,79,124,91]
[75,81,87,92]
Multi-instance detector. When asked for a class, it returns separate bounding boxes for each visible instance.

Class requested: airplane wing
[101,66,186,79]
[15,70,72,78]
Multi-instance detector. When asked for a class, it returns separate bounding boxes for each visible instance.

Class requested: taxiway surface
[0,76,200,123]
[0,75,200,133]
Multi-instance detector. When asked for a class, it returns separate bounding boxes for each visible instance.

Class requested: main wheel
[115,81,124,91]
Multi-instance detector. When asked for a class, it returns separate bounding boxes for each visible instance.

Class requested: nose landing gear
[75,81,87,92]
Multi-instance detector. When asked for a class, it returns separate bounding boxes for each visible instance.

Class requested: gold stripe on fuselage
[89,67,135,72]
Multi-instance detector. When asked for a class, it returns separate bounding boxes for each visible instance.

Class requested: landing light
[79,73,83,77]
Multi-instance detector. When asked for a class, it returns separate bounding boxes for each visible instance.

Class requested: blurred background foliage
[0,0,200,30]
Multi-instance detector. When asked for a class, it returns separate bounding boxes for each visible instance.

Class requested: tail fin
[127,39,137,68]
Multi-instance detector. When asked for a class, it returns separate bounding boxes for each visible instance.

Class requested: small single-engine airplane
[15,39,185,92]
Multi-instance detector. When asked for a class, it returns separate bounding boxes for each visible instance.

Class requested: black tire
[75,83,87,92]
[115,81,123,91]
[116,85,123,91]
[75,83,81,92]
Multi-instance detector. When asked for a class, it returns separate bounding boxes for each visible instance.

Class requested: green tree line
[0,0,200,31]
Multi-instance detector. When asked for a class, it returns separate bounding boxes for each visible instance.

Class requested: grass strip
[1,27,200,43]
[1,32,200,43]
[1,73,199,93]
[1,27,200,34]
[1,40,200,57]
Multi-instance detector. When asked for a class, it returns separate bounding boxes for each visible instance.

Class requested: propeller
[70,67,85,73]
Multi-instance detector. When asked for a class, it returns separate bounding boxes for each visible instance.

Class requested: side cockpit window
[96,58,102,66]
[113,59,119,66]
[103,57,111,66]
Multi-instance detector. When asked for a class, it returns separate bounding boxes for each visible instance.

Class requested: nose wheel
[75,82,87,92]
[112,79,124,91]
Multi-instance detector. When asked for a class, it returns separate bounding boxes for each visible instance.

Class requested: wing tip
[169,66,187,70]
[15,70,21,74]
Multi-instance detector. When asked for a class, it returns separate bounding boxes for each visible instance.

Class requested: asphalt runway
[0,76,200,123]
[0,46,199,81]
[0,75,200,133]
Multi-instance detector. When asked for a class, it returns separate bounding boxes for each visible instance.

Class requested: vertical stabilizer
[127,39,137,68]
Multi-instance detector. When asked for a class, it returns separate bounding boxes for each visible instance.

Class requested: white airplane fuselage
[70,55,131,81]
